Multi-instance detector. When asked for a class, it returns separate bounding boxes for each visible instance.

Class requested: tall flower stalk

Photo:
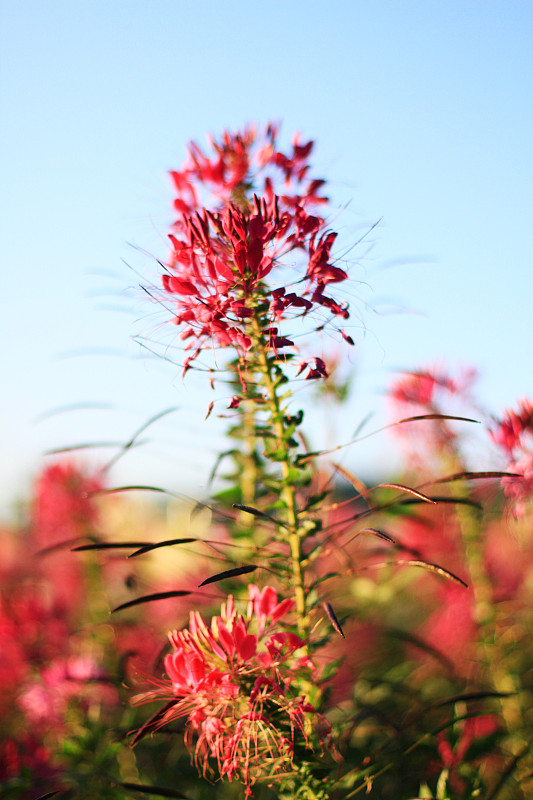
[134,124,355,794]
[156,125,352,634]
[134,585,329,796]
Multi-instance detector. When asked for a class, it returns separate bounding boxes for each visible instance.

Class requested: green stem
[240,399,258,509]
[249,312,308,639]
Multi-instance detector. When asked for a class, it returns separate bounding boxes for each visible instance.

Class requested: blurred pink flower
[491,398,533,454]
[0,587,74,717]
[18,655,118,732]
[390,370,457,407]
[33,461,103,549]
[423,583,476,672]
[388,367,478,470]
[492,399,533,516]
[31,461,104,612]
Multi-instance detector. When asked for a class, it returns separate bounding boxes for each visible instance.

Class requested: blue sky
[1,1,532,518]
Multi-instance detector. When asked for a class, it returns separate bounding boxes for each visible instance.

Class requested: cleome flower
[159,124,352,375]
[133,584,330,793]
[168,124,328,216]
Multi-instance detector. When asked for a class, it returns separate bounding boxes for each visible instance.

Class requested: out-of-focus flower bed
[1,368,532,799]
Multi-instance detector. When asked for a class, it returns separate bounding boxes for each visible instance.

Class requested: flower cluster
[0,462,105,718]
[135,585,329,793]
[0,461,121,797]
[168,124,328,215]
[159,124,352,374]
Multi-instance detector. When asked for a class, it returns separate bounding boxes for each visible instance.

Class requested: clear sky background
[1,0,532,520]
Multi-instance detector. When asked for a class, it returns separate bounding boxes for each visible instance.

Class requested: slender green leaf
[396,413,480,425]
[372,483,437,504]
[323,601,345,638]
[45,441,125,454]
[72,541,149,551]
[129,538,198,557]
[102,407,179,472]
[396,559,468,587]
[232,503,287,528]
[129,699,176,746]
[356,527,396,544]
[116,783,190,799]
[198,565,258,587]
[112,591,191,613]
[32,793,65,800]
[90,484,169,495]
[421,470,522,486]
[332,463,370,502]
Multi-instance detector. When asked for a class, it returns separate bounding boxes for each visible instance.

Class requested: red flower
[169,125,328,216]
[157,125,353,374]
[134,585,329,791]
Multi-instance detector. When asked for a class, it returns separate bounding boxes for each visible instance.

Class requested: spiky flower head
[156,124,353,377]
[134,585,330,793]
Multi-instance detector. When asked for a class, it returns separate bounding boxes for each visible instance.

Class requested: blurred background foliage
[1,369,532,799]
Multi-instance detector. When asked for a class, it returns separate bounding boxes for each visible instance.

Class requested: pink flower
[423,583,476,672]
[388,367,478,468]
[247,584,295,635]
[491,398,533,454]
[169,125,328,215]
[30,461,104,612]
[18,656,118,733]
[491,398,533,516]
[388,368,472,410]
[134,585,329,792]
[33,461,103,549]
